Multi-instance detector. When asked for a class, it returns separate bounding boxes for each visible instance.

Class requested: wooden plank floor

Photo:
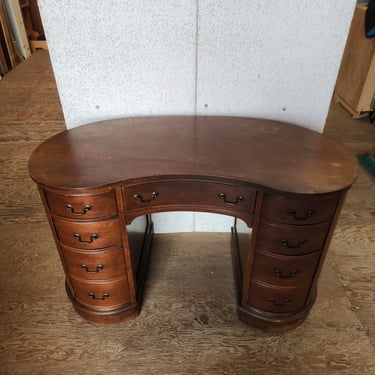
[0,51,374,374]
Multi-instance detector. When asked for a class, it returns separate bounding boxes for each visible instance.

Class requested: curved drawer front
[45,190,117,220]
[261,194,338,225]
[123,181,256,214]
[53,217,122,250]
[248,281,308,313]
[257,221,330,255]
[251,249,321,286]
[70,277,130,309]
[62,246,126,280]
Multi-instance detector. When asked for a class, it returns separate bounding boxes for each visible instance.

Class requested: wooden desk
[28,116,358,330]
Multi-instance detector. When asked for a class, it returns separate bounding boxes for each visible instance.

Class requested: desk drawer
[53,217,122,250]
[248,281,308,313]
[257,221,330,255]
[62,246,126,280]
[123,181,256,214]
[70,277,130,309]
[261,194,338,225]
[45,190,117,220]
[251,249,320,286]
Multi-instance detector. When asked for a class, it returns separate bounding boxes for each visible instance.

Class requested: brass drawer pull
[133,191,159,203]
[74,233,99,244]
[274,269,298,279]
[217,192,244,205]
[269,298,291,307]
[287,209,315,221]
[88,292,109,301]
[81,264,104,273]
[66,204,92,215]
[281,239,306,249]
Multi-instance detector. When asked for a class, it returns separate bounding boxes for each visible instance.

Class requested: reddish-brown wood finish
[45,189,118,220]
[28,116,358,329]
[260,193,339,225]
[61,246,127,280]
[53,216,122,250]
[28,116,358,193]
[256,221,331,255]
[250,249,321,286]
[123,179,256,225]
[70,276,131,308]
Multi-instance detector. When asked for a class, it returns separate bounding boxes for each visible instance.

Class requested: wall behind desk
[37,0,356,232]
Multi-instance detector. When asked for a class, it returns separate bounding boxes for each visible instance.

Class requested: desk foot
[65,282,140,324]
[237,287,317,331]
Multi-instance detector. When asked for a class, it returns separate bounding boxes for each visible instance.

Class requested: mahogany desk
[28,116,358,329]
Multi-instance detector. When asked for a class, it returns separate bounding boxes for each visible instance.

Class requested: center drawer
[123,180,256,214]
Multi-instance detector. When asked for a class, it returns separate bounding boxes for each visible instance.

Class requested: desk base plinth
[237,287,317,331]
[65,282,140,324]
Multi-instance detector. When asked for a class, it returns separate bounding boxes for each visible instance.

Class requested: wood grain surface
[28,115,358,194]
[0,50,374,374]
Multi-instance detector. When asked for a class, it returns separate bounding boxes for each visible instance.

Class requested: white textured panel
[194,213,235,232]
[38,0,197,128]
[197,0,356,132]
[152,212,194,233]
[235,218,252,236]
[153,212,235,233]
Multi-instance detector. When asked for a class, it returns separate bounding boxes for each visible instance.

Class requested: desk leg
[128,214,154,307]
[230,220,251,306]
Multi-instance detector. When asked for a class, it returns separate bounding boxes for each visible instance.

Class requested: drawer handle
[274,269,298,279]
[88,292,109,301]
[74,233,99,244]
[81,264,104,273]
[269,298,291,307]
[66,204,92,215]
[133,192,159,203]
[287,209,315,221]
[281,239,306,249]
[217,192,244,205]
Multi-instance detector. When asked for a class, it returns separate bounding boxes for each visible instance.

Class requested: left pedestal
[38,186,153,324]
